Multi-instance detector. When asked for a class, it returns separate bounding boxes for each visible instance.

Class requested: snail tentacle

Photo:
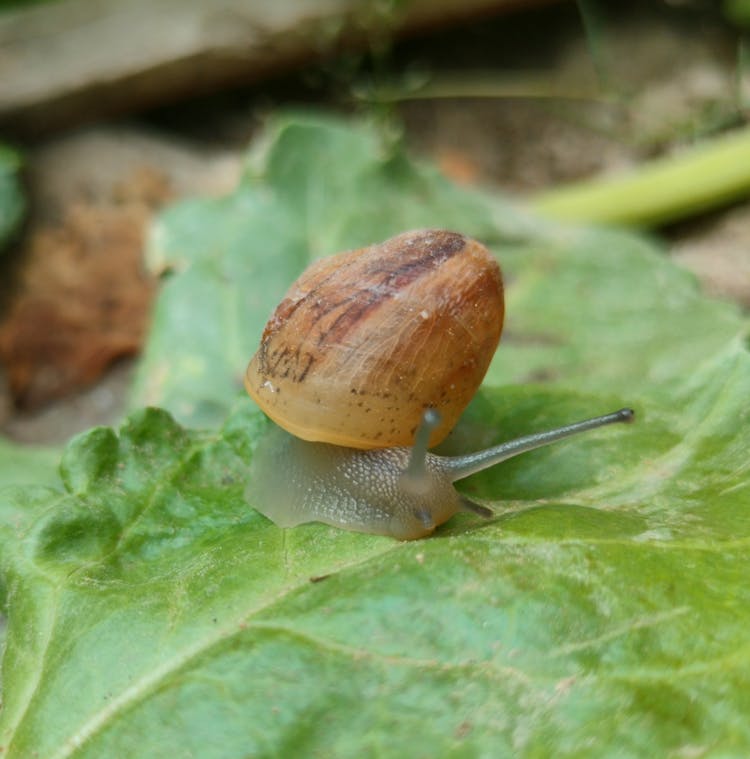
[399,407,442,495]
[457,496,494,518]
[440,408,635,483]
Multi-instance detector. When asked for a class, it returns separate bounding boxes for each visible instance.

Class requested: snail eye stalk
[442,408,635,482]
[400,408,442,495]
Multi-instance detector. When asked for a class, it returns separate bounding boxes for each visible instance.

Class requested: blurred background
[0,0,748,446]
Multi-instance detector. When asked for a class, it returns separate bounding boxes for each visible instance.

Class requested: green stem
[532,126,750,227]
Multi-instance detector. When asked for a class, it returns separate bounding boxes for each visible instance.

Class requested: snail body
[249,415,467,541]
[249,407,634,540]
[245,229,634,540]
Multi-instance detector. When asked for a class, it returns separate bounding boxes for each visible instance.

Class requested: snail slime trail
[244,229,634,540]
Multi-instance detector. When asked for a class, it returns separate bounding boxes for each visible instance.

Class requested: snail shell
[244,229,504,450]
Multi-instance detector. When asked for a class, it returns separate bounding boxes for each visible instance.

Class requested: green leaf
[724,0,750,27]
[2,115,750,756]
[0,144,25,254]
[482,227,744,402]
[0,438,61,490]
[2,367,750,756]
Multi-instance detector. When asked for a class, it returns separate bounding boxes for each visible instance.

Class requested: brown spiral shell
[244,229,504,449]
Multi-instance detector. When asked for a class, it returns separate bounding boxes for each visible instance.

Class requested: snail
[244,229,633,540]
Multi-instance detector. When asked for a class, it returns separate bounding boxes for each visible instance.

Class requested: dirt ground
[1,0,748,445]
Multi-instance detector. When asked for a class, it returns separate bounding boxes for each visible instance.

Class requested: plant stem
[533,126,750,227]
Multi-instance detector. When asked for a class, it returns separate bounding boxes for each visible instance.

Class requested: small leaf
[0,144,25,253]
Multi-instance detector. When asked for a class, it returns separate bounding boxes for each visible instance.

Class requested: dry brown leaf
[0,169,165,409]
